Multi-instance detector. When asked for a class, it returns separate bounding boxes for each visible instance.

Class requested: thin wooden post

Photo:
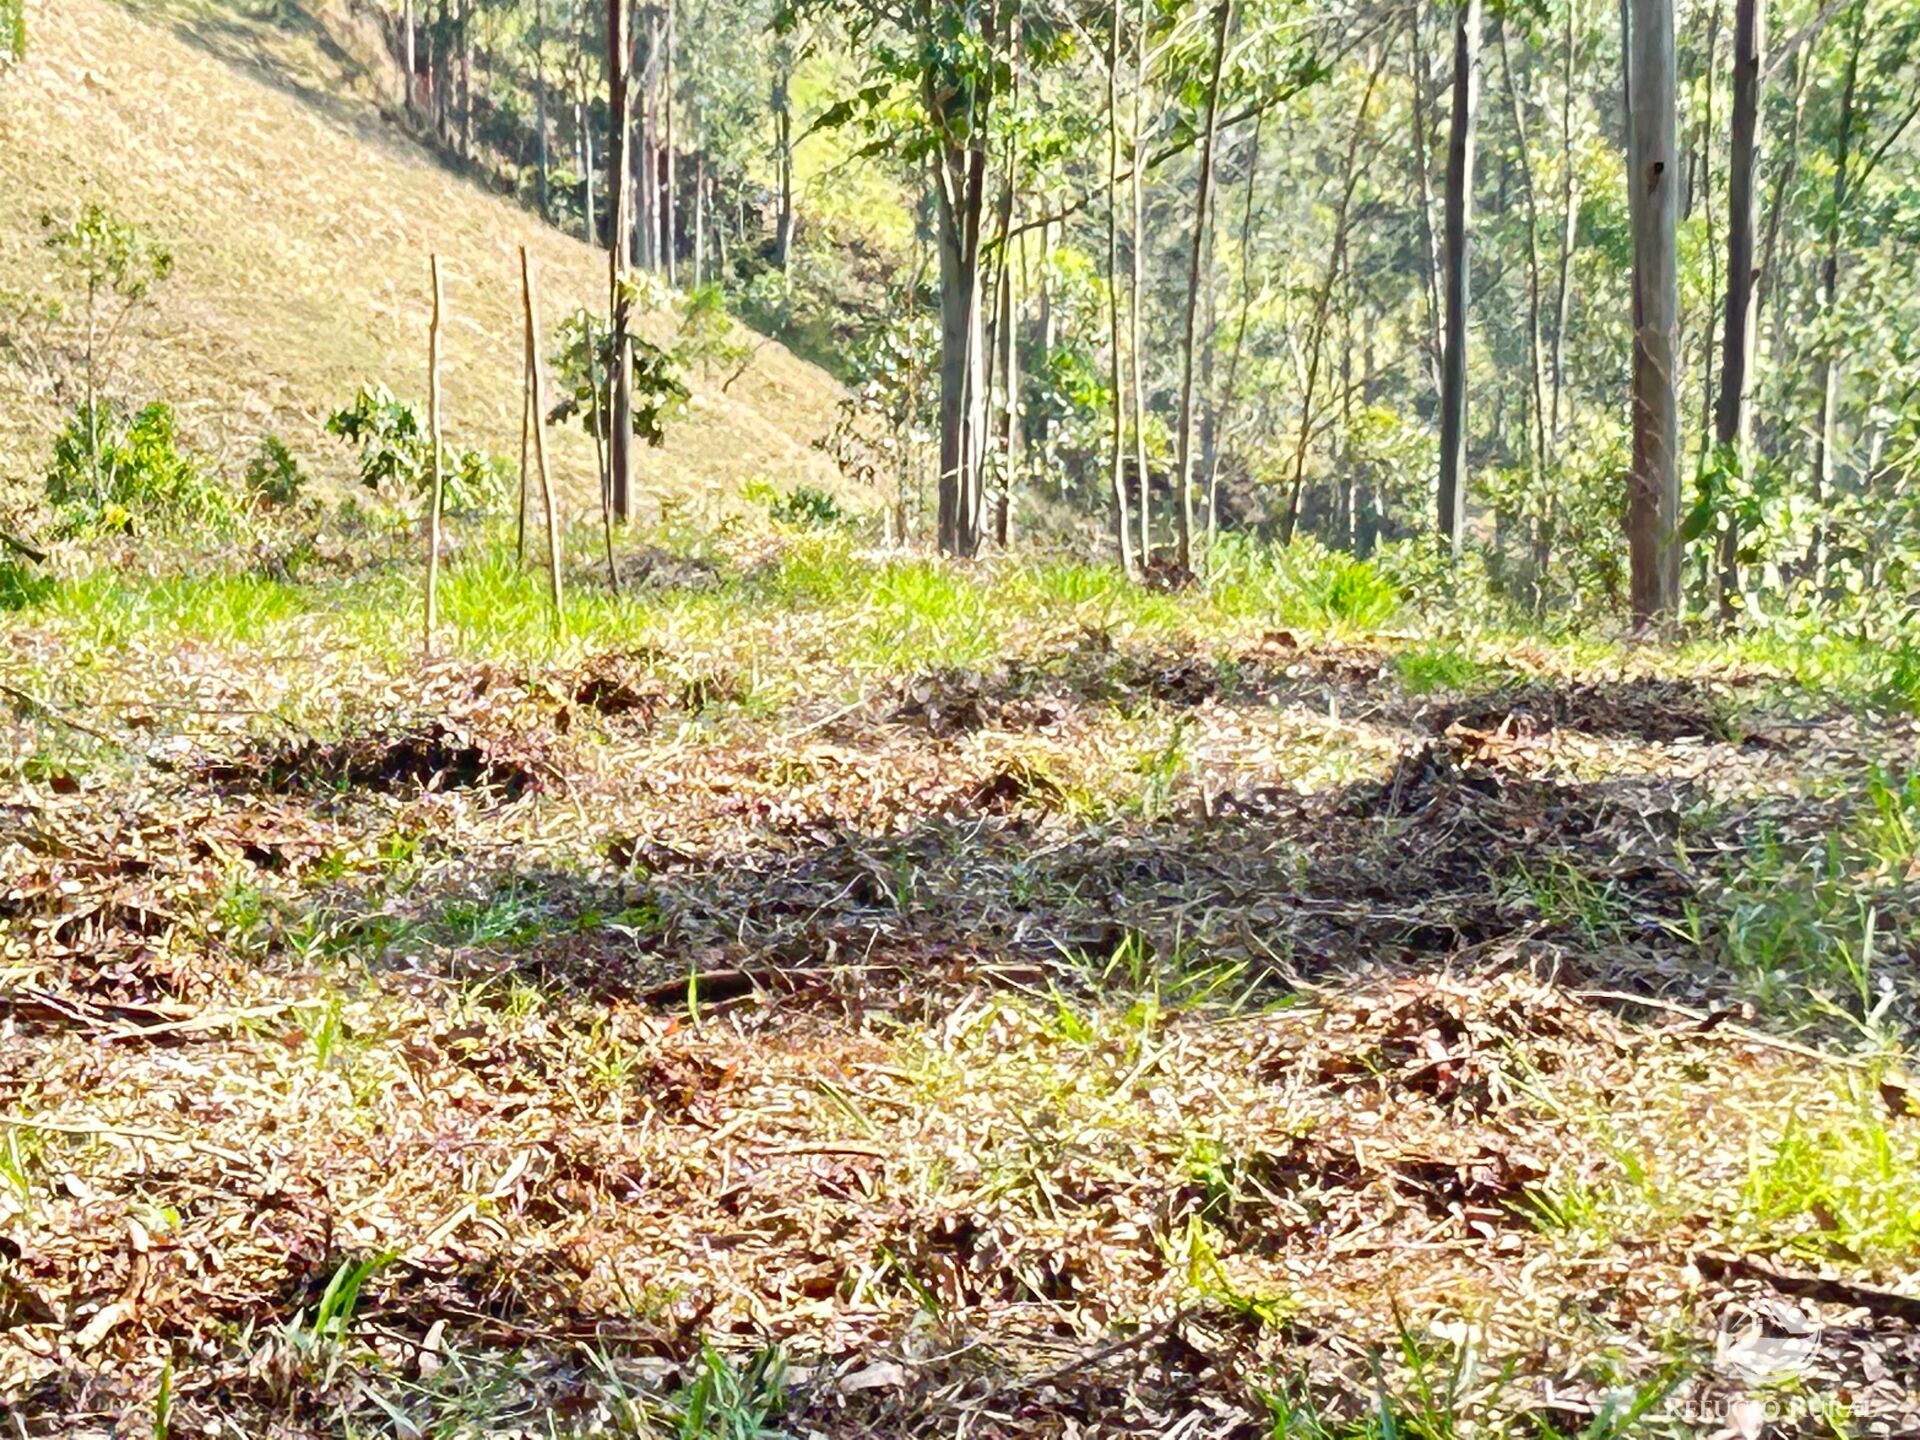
[515,333,531,566]
[425,254,445,653]
[586,318,620,594]
[520,247,565,634]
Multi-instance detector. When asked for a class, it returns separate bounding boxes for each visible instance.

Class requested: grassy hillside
[0,0,847,524]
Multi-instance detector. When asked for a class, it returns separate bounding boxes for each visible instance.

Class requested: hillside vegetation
[0,0,845,520]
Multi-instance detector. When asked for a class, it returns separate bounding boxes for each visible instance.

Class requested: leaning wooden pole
[425,254,446,654]
[520,247,565,634]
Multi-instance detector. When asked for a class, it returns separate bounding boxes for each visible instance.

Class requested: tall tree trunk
[1408,6,1445,394]
[1436,0,1481,559]
[606,0,634,522]
[934,155,989,558]
[1550,0,1579,445]
[1285,49,1386,544]
[1207,111,1262,551]
[636,14,656,271]
[772,43,794,270]
[1499,21,1549,529]
[1807,0,1863,590]
[1172,0,1233,575]
[459,0,473,158]
[1104,0,1136,573]
[693,148,707,286]
[1627,0,1682,624]
[535,0,551,221]
[662,0,676,285]
[1129,0,1151,565]
[1713,0,1763,619]
[404,0,417,112]
[988,4,1022,549]
[582,94,598,244]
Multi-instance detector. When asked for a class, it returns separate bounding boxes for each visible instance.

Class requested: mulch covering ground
[3,630,1918,1436]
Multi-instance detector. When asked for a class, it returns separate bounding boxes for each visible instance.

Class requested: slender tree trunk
[585,317,618,591]
[606,0,634,522]
[1104,0,1136,573]
[521,248,565,633]
[1206,111,1262,552]
[1714,0,1763,619]
[534,0,550,220]
[425,255,446,652]
[582,95,598,243]
[636,15,656,271]
[1550,0,1579,445]
[693,149,707,286]
[988,6,1022,549]
[1807,0,1863,590]
[1172,0,1233,576]
[772,45,794,270]
[1285,49,1386,544]
[933,101,991,561]
[404,0,417,112]
[459,0,473,158]
[662,0,676,284]
[1129,0,1151,565]
[1627,0,1682,624]
[1499,23,1549,505]
[1408,6,1445,394]
[1436,0,1481,558]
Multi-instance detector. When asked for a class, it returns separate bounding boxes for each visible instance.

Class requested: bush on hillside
[243,436,307,509]
[45,400,234,533]
[326,384,507,515]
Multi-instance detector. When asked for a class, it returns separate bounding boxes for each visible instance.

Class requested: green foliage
[325,385,505,514]
[1709,769,1918,1037]
[1742,1076,1920,1262]
[40,202,173,305]
[0,0,22,67]
[45,400,233,531]
[1212,535,1400,630]
[243,435,307,508]
[326,384,425,492]
[676,283,754,375]
[764,485,849,528]
[549,310,690,449]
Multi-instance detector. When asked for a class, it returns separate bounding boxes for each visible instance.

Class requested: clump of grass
[1710,769,1917,1037]
[1741,1072,1920,1263]
[1394,643,1507,695]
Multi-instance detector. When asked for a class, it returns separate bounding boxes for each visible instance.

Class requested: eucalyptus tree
[1627,0,1681,623]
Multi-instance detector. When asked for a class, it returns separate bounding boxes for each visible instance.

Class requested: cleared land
[0,0,846,519]
[2,532,1916,1436]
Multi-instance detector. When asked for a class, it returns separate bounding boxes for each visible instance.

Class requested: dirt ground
[3,609,1919,1436]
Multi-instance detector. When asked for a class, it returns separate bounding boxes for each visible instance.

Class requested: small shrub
[243,436,307,508]
[326,384,505,514]
[766,485,848,528]
[45,400,232,531]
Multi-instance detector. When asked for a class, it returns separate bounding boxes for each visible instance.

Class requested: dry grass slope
[0,0,847,520]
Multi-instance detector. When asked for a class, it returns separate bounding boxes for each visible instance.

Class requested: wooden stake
[520,246,565,633]
[586,318,620,594]
[515,332,531,567]
[425,254,446,654]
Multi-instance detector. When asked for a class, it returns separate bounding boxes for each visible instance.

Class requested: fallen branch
[0,1114,253,1168]
[1693,1249,1920,1325]
[0,528,47,563]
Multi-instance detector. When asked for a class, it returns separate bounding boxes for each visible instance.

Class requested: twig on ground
[1693,1250,1920,1324]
